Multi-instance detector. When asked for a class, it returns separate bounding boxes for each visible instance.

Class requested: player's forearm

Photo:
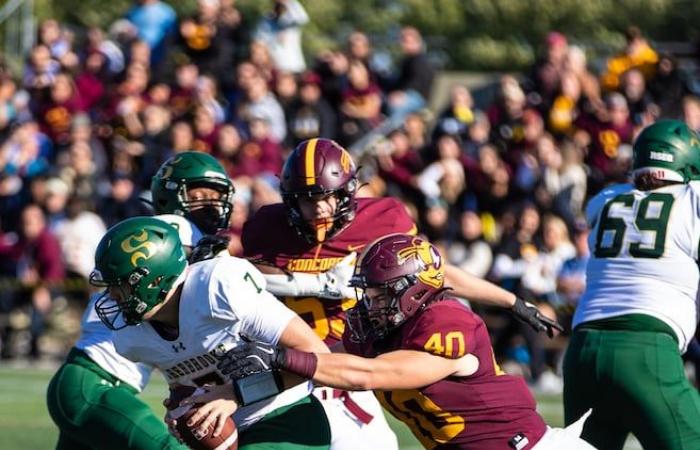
[264,272,321,297]
[444,264,516,308]
[312,351,460,391]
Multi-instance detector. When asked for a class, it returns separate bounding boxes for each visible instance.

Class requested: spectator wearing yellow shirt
[601,26,658,91]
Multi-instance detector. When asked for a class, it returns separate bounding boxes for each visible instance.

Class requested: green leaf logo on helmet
[151,151,235,234]
[633,120,700,183]
[89,217,187,330]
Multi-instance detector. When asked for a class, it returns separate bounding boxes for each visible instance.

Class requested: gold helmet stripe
[304,138,319,185]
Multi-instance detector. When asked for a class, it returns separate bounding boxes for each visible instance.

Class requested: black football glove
[217,338,287,380]
[511,297,564,338]
[189,234,230,263]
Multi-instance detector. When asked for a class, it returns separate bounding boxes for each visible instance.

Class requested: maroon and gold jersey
[242,197,417,344]
[343,299,546,450]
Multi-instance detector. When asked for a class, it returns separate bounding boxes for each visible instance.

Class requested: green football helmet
[89,216,187,330]
[632,120,700,183]
[151,151,235,234]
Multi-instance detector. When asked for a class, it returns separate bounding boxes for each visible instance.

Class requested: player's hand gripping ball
[166,385,238,450]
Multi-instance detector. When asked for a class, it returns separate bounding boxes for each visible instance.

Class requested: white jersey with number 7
[112,256,312,431]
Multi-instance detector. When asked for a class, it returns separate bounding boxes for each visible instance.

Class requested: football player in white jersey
[46,214,201,450]
[563,120,700,450]
[89,216,332,450]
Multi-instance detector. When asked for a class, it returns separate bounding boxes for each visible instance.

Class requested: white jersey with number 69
[573,182,700,352]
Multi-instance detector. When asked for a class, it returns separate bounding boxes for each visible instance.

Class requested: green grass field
[0,366,641,449]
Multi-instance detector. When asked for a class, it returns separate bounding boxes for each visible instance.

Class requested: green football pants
[240,394,331,450]
[46,348,187,450]
[563,328,700,450]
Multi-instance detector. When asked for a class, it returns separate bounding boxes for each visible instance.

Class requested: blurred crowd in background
[1,0,700,393]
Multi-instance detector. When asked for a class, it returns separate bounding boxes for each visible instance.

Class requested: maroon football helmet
[347,233,446,343]
[280,138,358,243]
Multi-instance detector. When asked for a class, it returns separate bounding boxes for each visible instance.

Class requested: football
[167,385,238,450]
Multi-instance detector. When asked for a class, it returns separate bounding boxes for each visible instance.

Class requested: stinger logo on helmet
[340,148,352,174]
[346,234,447,343]
[397,237,444,289]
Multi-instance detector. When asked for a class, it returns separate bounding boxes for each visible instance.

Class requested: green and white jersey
[113,256,311,431]
[76,293,153,392]
[574,182,700,351]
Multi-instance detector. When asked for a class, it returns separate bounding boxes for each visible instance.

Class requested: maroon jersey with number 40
[242,197,417,345]
[343,299,547,450]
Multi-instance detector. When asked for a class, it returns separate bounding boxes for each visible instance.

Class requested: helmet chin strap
[312,218,334,242]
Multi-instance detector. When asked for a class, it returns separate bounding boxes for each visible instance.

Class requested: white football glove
[318,252,357,300]
[262,252,358,300]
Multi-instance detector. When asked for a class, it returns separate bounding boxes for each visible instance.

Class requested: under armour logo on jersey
[172,342,186,353]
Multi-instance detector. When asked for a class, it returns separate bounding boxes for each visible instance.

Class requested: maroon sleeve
[384,198,418,236]
[401,302,478,359]
[241,209,271,259]
[241,204,294,263]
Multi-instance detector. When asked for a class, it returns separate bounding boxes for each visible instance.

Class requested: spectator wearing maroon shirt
[214,123,245,178]
[376,127,424,202]
[233,116,283,178]
[75,51,107,112]
[191,104,220,153]
[339,59,383,146]
[107,62,150,129]
[462,144,511,215]
[38,72,86,148]
[0,204,64,359]
[168,61,199,120]
[574,92,634,193]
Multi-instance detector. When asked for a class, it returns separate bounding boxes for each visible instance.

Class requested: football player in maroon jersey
[239,138,562,450]
[209,234,594,450]
[243,138,561,346]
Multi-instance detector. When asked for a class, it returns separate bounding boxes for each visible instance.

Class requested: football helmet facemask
[89,216,187,330]
[347,234,446,343]
[280,138,358,243]
[151,151,235,234]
